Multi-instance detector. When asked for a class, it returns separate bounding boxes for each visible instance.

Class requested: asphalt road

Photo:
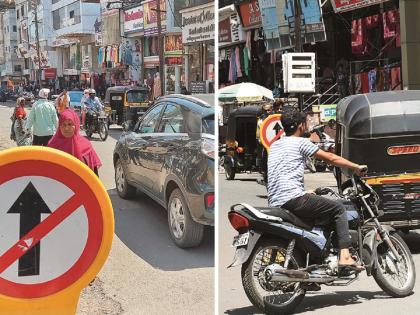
[0,102,214,315]
[218,171,420,315]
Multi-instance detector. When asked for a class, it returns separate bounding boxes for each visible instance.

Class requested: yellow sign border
[259,114,283,151]
[0,146,114,315]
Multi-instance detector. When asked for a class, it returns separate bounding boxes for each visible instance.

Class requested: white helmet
[89,88,96,95]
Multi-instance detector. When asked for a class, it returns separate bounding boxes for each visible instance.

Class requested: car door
[151,102,189,199]
[126,103,165,190]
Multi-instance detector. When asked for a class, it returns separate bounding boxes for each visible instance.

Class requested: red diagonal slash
[0,194,83,274]
[268,130,285,147]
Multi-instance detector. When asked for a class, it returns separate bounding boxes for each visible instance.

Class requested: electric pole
[156,0,165,96]
[294,0,303,110]
[31,0,42,88]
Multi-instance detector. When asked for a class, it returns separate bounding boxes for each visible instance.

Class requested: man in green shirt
[26,88,58,146]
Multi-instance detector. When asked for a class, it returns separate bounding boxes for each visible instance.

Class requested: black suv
[113,95,215,247]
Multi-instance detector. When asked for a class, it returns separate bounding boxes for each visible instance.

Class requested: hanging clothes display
[360,72,369,93]
[353,73,362,94]
[376,68,385,92]
[153,73,161,99]
[368,69,377,92]
[235,47,242,78]
[390,67,401,90]
[119,43,124,64]
[243,47,249,77]
[351,19,366,56]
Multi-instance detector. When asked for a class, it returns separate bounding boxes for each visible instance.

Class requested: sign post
[0,147,114,314]
[259,114,285,151]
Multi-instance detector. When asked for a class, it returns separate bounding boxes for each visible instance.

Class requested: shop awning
[219,83,274,103]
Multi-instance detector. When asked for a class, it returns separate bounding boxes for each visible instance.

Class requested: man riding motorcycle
[84,89,103,129]
[267,108,367,272]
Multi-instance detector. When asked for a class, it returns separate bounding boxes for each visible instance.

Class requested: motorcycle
[85,109,109,141]
[228,168,415,314]
[305,124,336,173]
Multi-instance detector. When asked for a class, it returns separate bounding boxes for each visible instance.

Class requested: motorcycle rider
[84,89,103,129]
[267,108,367,271]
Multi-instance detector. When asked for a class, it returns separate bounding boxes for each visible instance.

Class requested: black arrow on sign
[273,122,282,136]
[7,182,51,277]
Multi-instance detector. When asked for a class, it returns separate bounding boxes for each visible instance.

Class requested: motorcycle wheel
[85,127,93,139]
[372,233,416,297]
[315,164,327,172]
[241,239,306,315]
[305,157,316,173]
[99,122,108,141]
[224,163,236,180]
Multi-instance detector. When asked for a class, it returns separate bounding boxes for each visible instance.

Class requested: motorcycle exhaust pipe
[264,266,335,284]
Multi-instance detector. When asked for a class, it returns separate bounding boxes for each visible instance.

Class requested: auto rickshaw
[223,106,262,180]
[104,85,150,127]
[335,91,420,230]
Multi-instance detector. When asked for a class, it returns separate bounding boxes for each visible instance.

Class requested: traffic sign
[0,147,114,314]
[259,114,285,150]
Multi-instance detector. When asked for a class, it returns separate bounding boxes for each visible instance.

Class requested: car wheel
[115,158,136,199]
[168,188,204,248]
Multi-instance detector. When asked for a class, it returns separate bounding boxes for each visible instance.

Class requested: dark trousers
[283,194,351,249]
[33,135,53,146]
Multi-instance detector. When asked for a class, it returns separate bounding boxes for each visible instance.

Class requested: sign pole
[294,0,303,111]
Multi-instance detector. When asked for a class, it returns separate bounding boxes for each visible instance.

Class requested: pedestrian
[267,109,367,271]
[256,103,273,185]
[25,88,58,146]
[48,109,102,176]
[10,97,32,146]
[55,89,70,117]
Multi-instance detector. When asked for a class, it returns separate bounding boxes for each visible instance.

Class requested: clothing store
[123,4,144,86]
[180,2,215,94]
[164,34,184,94]
[218,0,274,89]
[142,0,166,99]
[310,0,402,97]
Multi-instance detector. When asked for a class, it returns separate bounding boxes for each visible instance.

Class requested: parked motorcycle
[228,168,415,314]
[85,109,109,141]
[305,124,335,173]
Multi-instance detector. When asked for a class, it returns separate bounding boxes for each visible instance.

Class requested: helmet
[89,88,96,94]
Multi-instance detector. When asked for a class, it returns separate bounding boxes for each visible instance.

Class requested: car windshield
[127,91,148,102]
[69,92,83,103]
[202,115,214,134]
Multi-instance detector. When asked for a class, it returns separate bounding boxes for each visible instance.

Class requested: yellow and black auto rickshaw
[335,91,420,230]
[104,85,150,127]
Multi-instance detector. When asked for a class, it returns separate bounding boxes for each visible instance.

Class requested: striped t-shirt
[267,136,319,207]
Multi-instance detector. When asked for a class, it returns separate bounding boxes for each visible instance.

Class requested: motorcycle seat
[254,207,313,231]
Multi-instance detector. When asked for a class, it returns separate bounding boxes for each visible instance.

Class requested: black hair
[281,109,307,136]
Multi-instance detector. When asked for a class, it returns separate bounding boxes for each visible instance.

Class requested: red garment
[360,72,369,94]
[391,67,402,90]
[351,19,366,55]
[15,106,26,119]
[48,109,102,171]
[365,14,379,29]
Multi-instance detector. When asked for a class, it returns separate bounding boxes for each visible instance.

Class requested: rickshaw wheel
[225,164,236,180]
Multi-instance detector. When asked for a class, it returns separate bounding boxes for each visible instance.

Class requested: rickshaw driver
[267,110,367,271]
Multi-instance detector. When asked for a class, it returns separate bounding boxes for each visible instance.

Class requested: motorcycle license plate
[232,232,249,247]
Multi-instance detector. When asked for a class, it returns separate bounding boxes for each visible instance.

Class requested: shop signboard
[164,35,183,56]
[43,68,57,80]
[190,81,207,94]
[63,69,79,76]
[316,104,337,122]
[238,0,261,28]
[124,5,144,33]
[143,0,167,36]
[94,16,103,46]
[219,17,232,44]
[181,3,215,44]
[259,0,279,39]
[331,0,390,13]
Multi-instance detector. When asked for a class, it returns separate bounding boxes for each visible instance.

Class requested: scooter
[228,167,415,314]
